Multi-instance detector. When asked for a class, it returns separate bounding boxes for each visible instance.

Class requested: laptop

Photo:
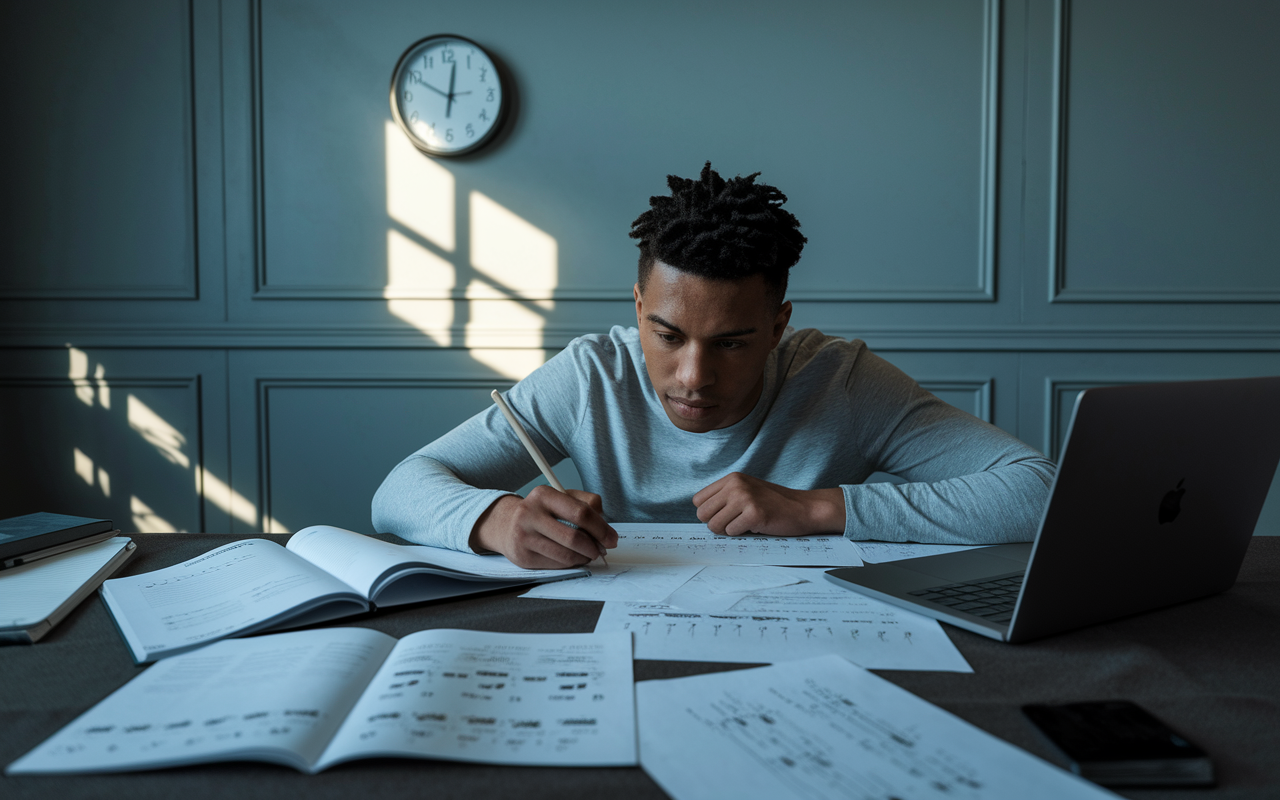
[825,376,1280,643]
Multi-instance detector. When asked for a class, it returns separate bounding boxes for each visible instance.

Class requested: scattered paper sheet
[638,655,1118,800]
[852,541,988,564]
[658,566,808,612]
[316,629,637,769]
[608,524,863,567]
[594,598,971,672]
[7,627,638,774]
[519,562,705,603]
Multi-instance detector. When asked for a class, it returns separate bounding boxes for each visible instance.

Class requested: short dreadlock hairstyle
[629,162,806,306]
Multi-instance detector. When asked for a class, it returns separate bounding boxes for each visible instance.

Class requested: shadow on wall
[30,348,286,534]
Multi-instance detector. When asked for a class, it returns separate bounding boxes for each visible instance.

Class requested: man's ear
[771,300,793,347]
[634,283,643,325]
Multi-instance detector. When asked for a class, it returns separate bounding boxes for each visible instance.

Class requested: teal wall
[1,0,1277,535]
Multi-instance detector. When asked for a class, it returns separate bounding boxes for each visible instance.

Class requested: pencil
[490,389,607,565]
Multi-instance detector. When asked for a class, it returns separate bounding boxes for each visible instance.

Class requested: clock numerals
[394,36,505,155]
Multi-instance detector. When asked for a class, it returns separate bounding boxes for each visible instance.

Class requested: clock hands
[415,77,450,100]
[446,63,456,118]
[409,60,473,127]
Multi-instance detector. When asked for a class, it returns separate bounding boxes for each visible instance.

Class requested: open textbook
[101,525,585,663]
[7,627,636,774]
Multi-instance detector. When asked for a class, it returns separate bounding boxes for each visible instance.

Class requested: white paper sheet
[7,627,396,774]
[288,525,585,594]
[852,541,988,563]
[657,566,808,612]
[317,630,636,768]
[519,562,705,602]
[638,655,1118,800]
[662,566,952,618]
[594,597,971,672]
[608,524,863,566]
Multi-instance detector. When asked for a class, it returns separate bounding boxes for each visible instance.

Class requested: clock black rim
[389,33,509,158]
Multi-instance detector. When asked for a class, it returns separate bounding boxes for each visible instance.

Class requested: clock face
[390,35,506,157]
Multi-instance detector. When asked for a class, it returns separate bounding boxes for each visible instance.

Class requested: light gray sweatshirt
[372,327,1056,552]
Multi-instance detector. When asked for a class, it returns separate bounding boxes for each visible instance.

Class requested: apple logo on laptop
[1159,478,1186,524]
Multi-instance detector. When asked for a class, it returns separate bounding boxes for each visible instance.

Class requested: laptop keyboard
[907,573,1025,624]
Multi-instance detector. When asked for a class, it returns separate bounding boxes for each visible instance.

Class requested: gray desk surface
[3,534,1278,800]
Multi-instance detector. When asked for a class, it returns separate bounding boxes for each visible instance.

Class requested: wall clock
[390,34,508,157]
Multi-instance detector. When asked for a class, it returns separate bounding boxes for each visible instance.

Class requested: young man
[372,164,1055,568]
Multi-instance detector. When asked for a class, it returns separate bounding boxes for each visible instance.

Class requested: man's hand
[470,485,618,569]
[692,473,846,537]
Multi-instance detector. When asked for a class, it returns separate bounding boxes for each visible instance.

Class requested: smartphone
[1022,700,1214,787]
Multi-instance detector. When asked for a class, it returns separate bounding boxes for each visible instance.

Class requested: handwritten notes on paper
[608,524,863,567]
[638,656,1117,800]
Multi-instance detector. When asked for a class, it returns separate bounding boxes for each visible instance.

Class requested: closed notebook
[0,512,115,569]
[0,536,136,644]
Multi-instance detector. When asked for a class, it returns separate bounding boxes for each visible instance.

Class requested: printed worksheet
[608,524,863,567]
[7,628,636,775]
[638,656,1118,800]
[852,541,988,563]
[519,562,705,603]
[594,598,971,672]
[316,629,636,769]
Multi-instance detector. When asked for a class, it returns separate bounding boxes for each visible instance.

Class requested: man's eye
[657,332,679,343]
[718,340,744,350]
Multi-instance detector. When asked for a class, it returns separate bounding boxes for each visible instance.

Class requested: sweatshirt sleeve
[370,344,590,552]
[840,350,1056,545]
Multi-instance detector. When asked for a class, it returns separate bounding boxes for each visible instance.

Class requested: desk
[3,535,1278,800]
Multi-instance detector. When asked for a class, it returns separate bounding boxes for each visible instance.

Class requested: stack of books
[0,512,135,643]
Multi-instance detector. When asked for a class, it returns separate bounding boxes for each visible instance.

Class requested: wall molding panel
[1046,0,1280,304]
[3,1,1278,533]
[0,0,202,301]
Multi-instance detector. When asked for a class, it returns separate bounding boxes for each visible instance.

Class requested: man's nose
[675,345,714,392]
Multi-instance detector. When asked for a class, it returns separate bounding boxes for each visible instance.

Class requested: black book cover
[0,512,114,562]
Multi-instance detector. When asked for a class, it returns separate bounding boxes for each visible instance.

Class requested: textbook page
[100,539,367,663]
[317,630,636,768]
[287,525,586,602]
[7,628,396,775]
[608,524,863,567]
[594,597,971,672]
[638,655,1118,800]
[519,562,705,602]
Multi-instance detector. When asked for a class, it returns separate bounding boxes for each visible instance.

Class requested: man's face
[634,261,792,433]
